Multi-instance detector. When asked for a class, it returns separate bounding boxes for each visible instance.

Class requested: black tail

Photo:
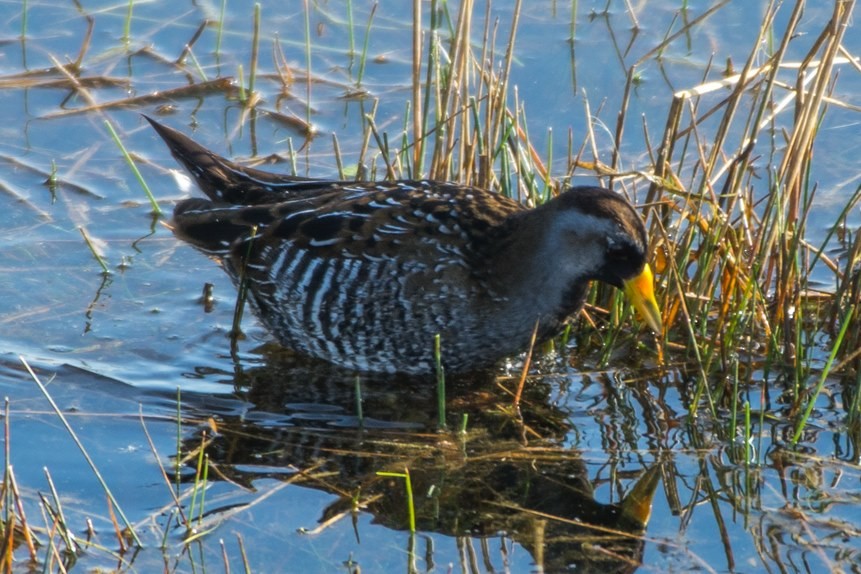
[145,116,343,205]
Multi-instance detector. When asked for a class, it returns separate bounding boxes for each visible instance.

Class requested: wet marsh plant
[641,0,860,422]
[1,364,257,572]
[356,0,861,448]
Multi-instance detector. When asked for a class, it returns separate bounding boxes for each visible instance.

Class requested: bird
[146,116,662,376]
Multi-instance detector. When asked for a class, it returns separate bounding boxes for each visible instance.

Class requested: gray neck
[485,214,603,330]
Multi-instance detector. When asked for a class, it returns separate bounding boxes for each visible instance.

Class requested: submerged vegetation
[1,0,860,572]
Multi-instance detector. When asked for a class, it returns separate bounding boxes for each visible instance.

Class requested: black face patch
[601,241,644,285]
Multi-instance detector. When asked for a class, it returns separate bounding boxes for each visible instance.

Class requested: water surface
[1,1,860,572]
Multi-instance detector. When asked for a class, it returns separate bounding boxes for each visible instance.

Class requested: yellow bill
[623,264,662,333]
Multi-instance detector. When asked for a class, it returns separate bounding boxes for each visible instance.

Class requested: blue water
[0,1,859,572]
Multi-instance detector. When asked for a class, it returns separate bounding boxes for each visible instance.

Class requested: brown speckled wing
[263,182,523,257]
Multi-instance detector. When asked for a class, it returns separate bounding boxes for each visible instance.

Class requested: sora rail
[147,117,661,375]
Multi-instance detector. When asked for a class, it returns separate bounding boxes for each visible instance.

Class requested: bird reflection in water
[173,347,661,573]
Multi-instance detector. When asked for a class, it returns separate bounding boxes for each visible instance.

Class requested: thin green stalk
[743,401,751,464]
[346,0,355,59]
[287,138,297,176]
[248,3,260,99]
[79,227,110,274]
[47,160,58,197]
[332,133,345,179]
[123,0,133,46]
[850,369,861,422]
[237,533,252,574]
[365,112,395,180]
[569,0,577,42]
[400,101,412,177]
[186,47,208,82]
[435,333,446,430]
[355,2,377,87]
[232,225,259,338]
[188,433,207,527]
[215,0,227,57]
[198,455,209,524]
[412,0,423,174]
[19,356,142,547]
[42,469,76,553]
[791,306,855,446]
[20,0,28,40]
[376,469,415,533]
[354,376,364,425]
[303,0,312,128]
[544,127,553,200]
[105,120,160,215]
[175,387,182,497]
[729,352,739,446]
[160,509,176,548]
[237,63,247,103]
[3,398,9,523]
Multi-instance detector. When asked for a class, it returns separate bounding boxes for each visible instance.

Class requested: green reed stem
[356,2,377,87]
[332,133,345,179]
[188,432,206,527]
[20,0,28,39]
[42,468,76,552]
[365,112,395,180]
[850,369,861,423]
[215,0,227,57]
[123,0,133,46]
[237,63,246,103]
[435,333,446,430]
[743,401,751,464]
[544,127,553,198]
[730,352,739,442]
[346,0,355,59]
[232,225,259,338]
[303,0,312,127]
[187,47,208,81]
[791,306,855,446]
[376,469,415,533]
[198,455,209,524]
[105,120,160,215]
[79,227,110,274]
[248,3,260,99]
[175,387,182,496]
[355,376,364,425]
